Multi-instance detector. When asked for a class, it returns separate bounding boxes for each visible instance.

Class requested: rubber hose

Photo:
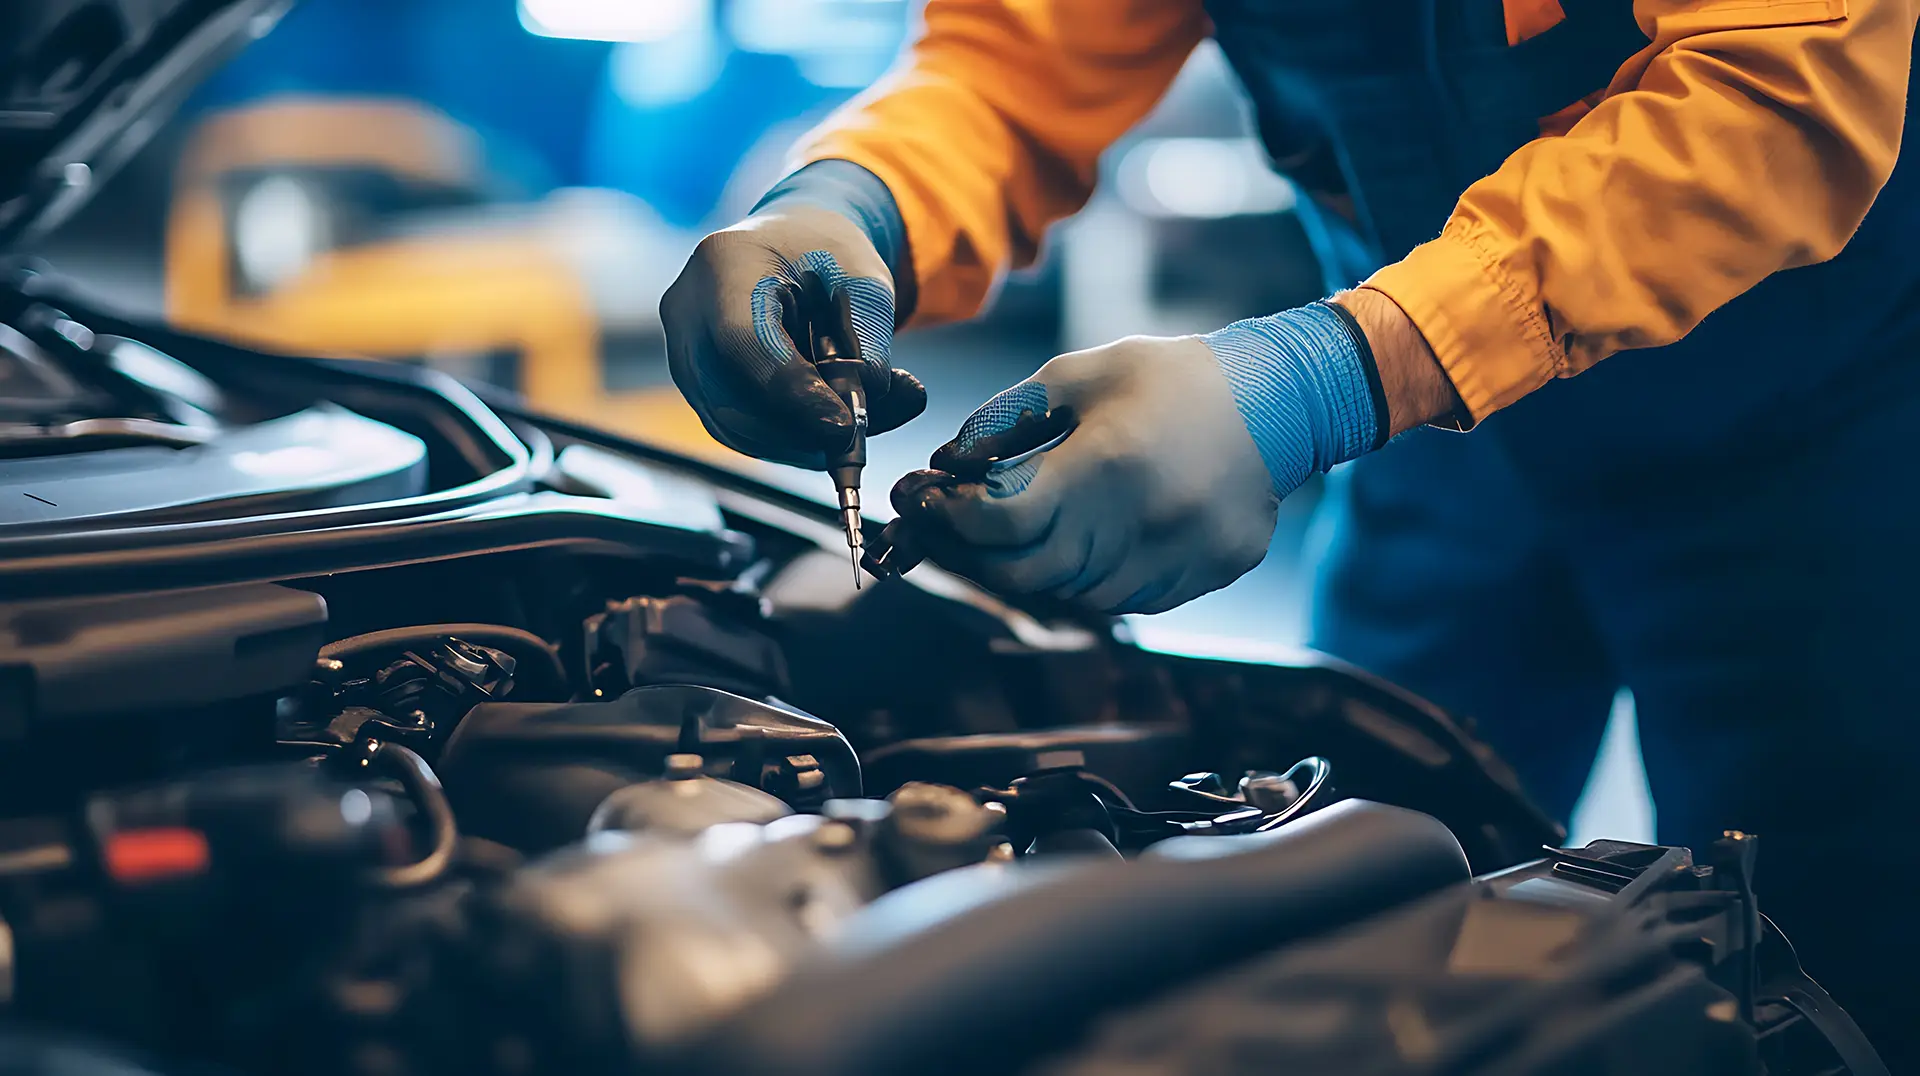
[368,741,459,890]
[319,623,571,700]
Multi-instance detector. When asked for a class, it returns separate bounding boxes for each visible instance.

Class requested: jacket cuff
[1363,223,1565,423]
[755,159,917,322]
[792,133,997,328]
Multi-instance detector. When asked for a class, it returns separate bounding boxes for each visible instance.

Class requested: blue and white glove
[902,302,1387,614]
[662,161,926,468]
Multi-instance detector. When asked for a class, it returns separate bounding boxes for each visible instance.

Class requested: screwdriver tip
[840,504,864,590]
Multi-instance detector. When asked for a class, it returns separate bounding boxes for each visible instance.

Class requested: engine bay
[0,266,1889,1075]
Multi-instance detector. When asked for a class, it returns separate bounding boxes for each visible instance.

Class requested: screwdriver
[791,269,869,588]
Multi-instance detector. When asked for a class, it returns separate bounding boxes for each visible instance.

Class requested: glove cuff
[1203,302,1386,494]
[1318,299,1391,453]
[755,160,916,323]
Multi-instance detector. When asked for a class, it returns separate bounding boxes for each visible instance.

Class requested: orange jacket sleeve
[1367,0,1920,420]
[793,0,1210,325]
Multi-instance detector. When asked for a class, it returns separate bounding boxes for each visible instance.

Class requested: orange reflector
[103,827,211,884]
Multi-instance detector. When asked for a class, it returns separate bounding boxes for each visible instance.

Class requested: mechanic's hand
[662,204,926,469]
[901,303,1386,614]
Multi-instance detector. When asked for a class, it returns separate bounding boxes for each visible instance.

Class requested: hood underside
[0,0,292,248]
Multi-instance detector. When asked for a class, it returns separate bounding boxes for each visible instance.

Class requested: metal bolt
[812,821,858,852]
[442,642,490,678]
[313,656,346,688]
[891,782,957,819]
[887,783,991,846]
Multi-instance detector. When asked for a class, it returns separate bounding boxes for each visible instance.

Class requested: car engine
[0,264,1891,1076]
[0,3,1898,1069]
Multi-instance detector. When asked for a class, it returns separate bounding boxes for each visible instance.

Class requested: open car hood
[0,0,293,248]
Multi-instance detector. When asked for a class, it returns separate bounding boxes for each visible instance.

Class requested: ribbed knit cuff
[755,159,914,321]
[1202,302,1382,495]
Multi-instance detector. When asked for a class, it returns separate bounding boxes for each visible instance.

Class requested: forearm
[757,160,916,321]
[1367,0,1916,420]
[790,0,1207,326]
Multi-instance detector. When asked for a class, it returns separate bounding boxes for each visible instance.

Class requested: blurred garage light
[518,0,704,42]
[610,7,722,106]
[234,175,327,292]
[727,0,905,87]
[1115,137,1297,219]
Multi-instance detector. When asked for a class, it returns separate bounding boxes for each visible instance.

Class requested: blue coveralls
[1203,0,1920,1061]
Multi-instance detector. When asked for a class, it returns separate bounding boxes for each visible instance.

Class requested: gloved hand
[662,161,927,468]
[900,302,1387,614]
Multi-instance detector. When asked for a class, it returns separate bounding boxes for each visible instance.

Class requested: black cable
[1075,770,1140,812]
[367,741,458,890]
[1255,757,1335,832]
[319,622,571,700]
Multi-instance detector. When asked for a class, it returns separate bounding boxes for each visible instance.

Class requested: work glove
[899,302,1386,615]
[662,161,927,469]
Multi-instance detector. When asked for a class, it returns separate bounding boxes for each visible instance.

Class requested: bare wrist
[1330,287,1463,436]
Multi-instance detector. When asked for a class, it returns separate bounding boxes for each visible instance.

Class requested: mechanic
[662,0,1920,1061]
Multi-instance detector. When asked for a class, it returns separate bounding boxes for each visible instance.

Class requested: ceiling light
[518,0,705,43]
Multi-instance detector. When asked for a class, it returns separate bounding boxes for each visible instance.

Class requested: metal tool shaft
[821,392,866,589]
[838,488,864,586]
[796,270,869,589]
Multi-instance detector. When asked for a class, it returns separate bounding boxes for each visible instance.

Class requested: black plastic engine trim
[0,492,753,597]
[0,286,753,593]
